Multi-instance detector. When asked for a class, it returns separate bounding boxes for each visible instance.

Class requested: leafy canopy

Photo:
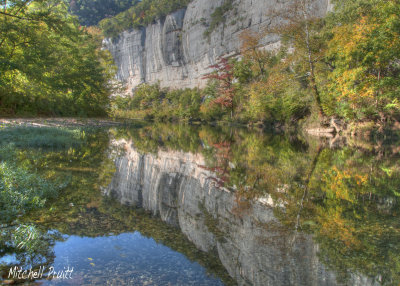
[0,0,115,116]
[69,0,135,26]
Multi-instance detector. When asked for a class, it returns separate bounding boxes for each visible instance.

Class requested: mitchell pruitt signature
[8,266,74,280]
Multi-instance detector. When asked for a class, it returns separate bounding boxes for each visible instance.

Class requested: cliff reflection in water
[105,124,400,286]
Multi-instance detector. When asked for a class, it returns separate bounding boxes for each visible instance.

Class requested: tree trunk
[302,0,325,118]
[291,145,322,245]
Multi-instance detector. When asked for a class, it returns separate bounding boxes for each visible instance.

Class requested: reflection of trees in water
[0,124,234,284]
[118,123,400,285]
[23,194,236,286]
[2,124,399,285]
[259,146,399,285]
[0,127,112,283]
[0,225,62,281]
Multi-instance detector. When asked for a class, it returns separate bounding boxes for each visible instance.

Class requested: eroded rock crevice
[104,0,331,92]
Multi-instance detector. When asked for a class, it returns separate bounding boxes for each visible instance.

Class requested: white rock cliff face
[103,0,331,93]
[104,140,379,286]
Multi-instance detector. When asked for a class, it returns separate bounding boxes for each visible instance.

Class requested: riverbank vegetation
[1,122,399,283]
[110,0,400,130]
[0,125,109,259]
[0,127,87,223]
[1,0,399,128]
[0,0,115,117]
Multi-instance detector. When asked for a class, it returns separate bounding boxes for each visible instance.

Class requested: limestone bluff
[103,0,333,94]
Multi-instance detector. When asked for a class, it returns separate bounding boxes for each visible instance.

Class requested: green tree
[69,0,136,26]
[325,0,400,122]
[268,0,327,117]
[0,0,114,116]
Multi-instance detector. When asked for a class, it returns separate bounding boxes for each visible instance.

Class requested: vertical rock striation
[103,0,331,93]
[104,140,379,286]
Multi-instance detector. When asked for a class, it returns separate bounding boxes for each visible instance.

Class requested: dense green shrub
[0,162,65,223]
[110,83,203,121]
[0,126,91,224]
[165,89,202,120]
[245,79,311,123]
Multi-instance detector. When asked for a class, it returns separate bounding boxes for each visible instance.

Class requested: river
[0,123,398,285]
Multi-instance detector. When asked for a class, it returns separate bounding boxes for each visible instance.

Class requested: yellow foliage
[322,166,370,202]
[318,206,360,248]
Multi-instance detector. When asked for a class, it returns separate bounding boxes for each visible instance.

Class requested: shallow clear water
[43,232,224,285]
[0,123,399,285]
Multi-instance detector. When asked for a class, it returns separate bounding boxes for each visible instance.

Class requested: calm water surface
[0,123,399,285]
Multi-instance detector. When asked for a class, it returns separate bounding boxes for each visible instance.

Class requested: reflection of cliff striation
[104,0,331,92]
[104,140,376,286]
